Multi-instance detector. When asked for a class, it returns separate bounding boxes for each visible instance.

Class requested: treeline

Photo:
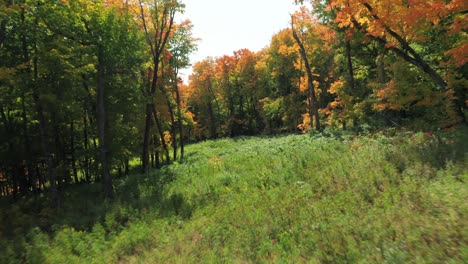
[0,0,466,203]
[0,0,196,203]
[185,0,467,139]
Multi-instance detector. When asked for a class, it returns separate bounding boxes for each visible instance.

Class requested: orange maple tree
[323,0,467,91]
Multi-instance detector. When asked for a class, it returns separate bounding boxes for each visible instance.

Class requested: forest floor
[1,127,467,263]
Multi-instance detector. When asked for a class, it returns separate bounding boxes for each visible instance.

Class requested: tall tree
[138,0,182,172]
[168,20,197,160]
[291,9,322,131]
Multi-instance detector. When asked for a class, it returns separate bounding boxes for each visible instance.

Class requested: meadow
[1,128,467,263]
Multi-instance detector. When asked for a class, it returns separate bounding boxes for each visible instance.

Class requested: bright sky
[179,0,299,82]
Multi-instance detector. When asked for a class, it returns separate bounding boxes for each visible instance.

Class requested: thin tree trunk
[167,97,177,161]
[32,81,59,207]
[359,3,447,91]
[345,40,356,93]
[82,75,99,178]
[82,108,90,182]
[175,83,184,160]
[207,101,217,138]
[377,44,387,84]
[138,0,176,171]
[167,98,177,161]
[125,159,129,175]
[27,25,60,207]
[161,60,177,161]
[21,93,38,194]
[152,106,170,164]
[344,39,358,128]
[291,19,321,131]
[96,45,113,199]
[142,104,152,173]
[70,120,78,183]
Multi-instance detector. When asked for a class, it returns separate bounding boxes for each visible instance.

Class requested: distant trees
[184,0,466,137]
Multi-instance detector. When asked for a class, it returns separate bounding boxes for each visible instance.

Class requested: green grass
[1,128,467,263]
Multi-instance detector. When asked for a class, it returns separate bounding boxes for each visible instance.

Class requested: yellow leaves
[163,131,172,146]
[298,76,308,92]
[357,16,369,26]
[297,113,311,132]
[328,80,344,95]
[278,44,296,57]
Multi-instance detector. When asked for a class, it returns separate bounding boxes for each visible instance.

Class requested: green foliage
[0,127,466,262]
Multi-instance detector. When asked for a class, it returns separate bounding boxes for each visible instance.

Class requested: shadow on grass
[0,162,197,262]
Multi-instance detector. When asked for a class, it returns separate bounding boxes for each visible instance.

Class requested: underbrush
[0,127,466,263]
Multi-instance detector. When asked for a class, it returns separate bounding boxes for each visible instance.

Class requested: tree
[326,0,466,92]
[291,8,322,131]
[138,0,183,172]
[168,20,197,160]
[187,58,219,139]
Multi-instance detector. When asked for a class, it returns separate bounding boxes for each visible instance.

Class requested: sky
[179,0,300,82]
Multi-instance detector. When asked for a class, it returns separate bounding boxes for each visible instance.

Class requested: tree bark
[207,101,217,138]
[344,39,358,128]
[160,61,177,161]
[70,120,78,183]
[82,107,90,182]
[142,104,152,173]
[96,45,113,199]
[152,106,170,164]
[291,19,321,131]
[21,93,38,194]
[175,80,185,160]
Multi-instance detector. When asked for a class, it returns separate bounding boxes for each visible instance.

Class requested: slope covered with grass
[1,129,467,263]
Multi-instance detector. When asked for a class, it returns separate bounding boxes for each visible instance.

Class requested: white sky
[179,0,300,82]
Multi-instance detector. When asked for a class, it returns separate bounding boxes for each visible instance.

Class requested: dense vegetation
[1,128,467,262]
[1,0,467,262]
[1,0,466,202]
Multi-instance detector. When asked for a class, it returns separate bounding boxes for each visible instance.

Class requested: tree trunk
[21,93,38,194]
[207,101,217,138]
[70,120,78,183]
[291,20,321,131]
[175,82,185,160]
[96,45,113,199]
[125,159,129,175]
[30,44,59,207]
[32,83,59,207]
[152,106,170,164]
[138,0,176,172]
[344,39,358,128]
[142,103,152,173]
[82,108,90,182]
[167,98,177,161]
[360,3,447,91]
[162,87,177,161]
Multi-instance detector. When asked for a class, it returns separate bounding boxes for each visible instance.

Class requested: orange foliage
[327,0,467,66]
[445,43,468,67]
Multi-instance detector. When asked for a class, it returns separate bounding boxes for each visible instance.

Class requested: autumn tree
[167,20,197,160]
[186,58,220,139]
[138,0,183,172]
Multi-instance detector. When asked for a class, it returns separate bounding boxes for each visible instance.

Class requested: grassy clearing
[1,128,467,263]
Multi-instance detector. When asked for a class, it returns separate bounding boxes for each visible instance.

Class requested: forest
[0,0,467,262]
